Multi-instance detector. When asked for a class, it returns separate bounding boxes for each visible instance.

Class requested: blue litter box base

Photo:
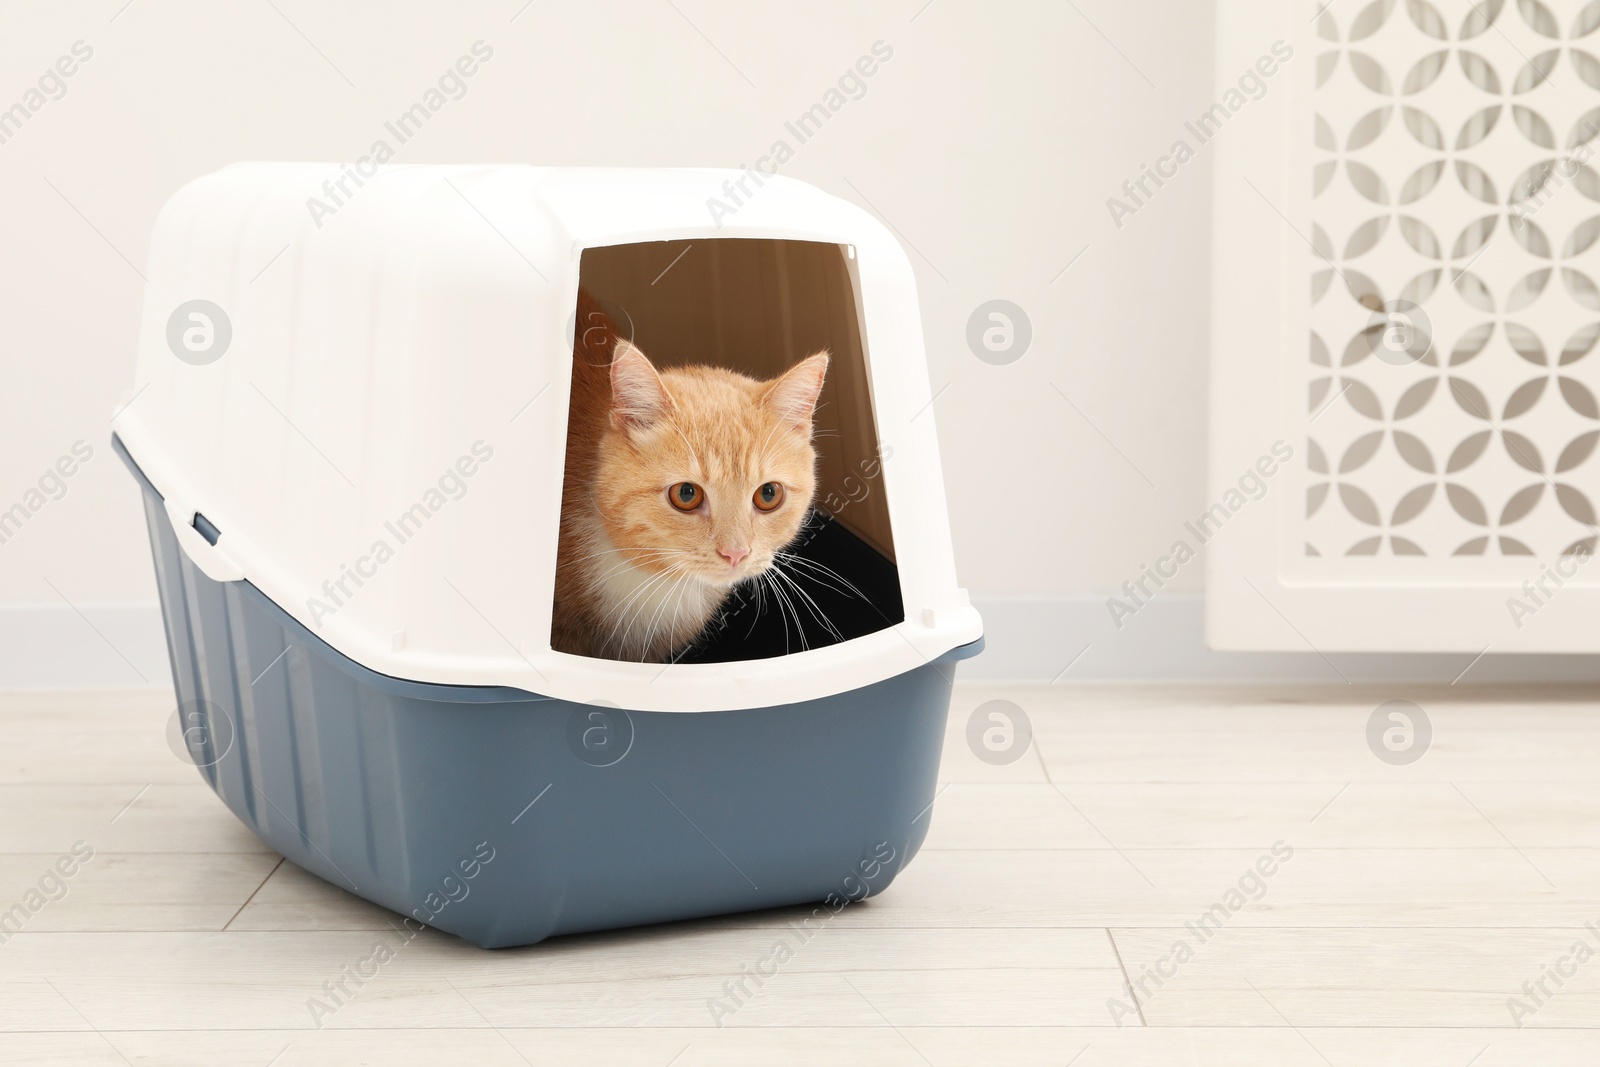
[116,435,978,948]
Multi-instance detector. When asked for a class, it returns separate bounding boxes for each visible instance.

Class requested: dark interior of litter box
[563,238,905,663]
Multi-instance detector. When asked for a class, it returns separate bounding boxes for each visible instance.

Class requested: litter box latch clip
[162,495,246,583]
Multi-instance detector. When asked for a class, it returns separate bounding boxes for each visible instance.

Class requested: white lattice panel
[1307,0,1600,559]
[1208,0,1600,651]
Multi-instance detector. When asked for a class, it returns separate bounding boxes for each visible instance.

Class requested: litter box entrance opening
[557,238,904,663]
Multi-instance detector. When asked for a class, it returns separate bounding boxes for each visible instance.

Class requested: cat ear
[610,339,671,432]
[764,352,829,430]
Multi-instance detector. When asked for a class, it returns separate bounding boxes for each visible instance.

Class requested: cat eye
[753,482,785,512]
[668,482,704,512]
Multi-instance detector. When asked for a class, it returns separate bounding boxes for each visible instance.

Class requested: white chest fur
[583,526,723,661]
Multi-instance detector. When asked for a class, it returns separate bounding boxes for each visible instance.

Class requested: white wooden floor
[2,684,1598,1065]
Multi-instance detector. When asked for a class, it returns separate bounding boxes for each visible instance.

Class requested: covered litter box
[112,164,983,948]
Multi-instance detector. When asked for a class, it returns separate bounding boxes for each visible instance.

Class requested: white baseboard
[1,594,1597,690]
[965,593,1600,684]
[0,601,173,690]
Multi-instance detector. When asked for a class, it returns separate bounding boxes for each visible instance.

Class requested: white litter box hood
[113,164,980,712]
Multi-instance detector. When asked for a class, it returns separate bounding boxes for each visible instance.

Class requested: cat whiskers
[587,551,681,589]
[568,543,682,567]
[773,550,873,604]
[741,571,768,642]
[579,543,687,603]
[641,565,700,661]
[605,558,697,661]
[754,567,807,654]
[770,572,813,652]
[767,560,846,645]
[656,571,709,661]
[604,561,685,652]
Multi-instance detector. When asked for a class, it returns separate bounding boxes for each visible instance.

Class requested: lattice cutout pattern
[1308,0,1600,556]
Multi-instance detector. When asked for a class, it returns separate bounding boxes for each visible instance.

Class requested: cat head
[592,339,829,589]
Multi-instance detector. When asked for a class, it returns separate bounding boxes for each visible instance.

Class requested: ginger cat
[551,293,829,662]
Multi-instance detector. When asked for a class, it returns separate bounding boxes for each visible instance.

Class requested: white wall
[0,0,1222,681]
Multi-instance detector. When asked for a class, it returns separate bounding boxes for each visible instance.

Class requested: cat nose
[718,545,750,567]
